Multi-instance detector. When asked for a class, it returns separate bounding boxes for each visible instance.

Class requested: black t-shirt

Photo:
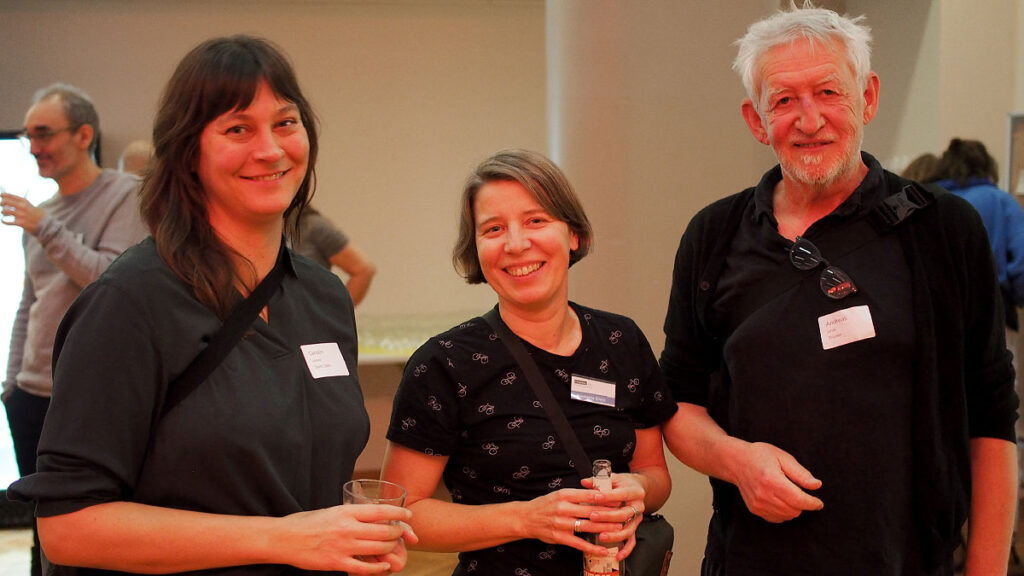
[10,238,368,576]
[387,303,677,576]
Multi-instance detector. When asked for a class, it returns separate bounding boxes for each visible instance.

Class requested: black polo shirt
[708,155,928,575]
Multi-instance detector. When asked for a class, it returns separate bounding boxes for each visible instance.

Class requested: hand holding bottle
[582,461,647,566]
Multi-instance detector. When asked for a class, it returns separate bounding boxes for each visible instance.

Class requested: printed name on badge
[570,374,616,407]
[300,342,350,379]
[818,305,876,350]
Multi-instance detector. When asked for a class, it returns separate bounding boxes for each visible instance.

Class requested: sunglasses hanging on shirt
[788,236,858,300]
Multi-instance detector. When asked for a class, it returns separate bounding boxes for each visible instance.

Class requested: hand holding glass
[343,479,409,566]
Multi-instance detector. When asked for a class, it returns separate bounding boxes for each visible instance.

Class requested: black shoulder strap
[482,308,592,481]
[723,174,936,333]
[161,244,288,417]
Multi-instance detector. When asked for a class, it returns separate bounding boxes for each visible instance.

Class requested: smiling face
[197,80,309,236]
[742,36,879,191]
[474,180,579,314]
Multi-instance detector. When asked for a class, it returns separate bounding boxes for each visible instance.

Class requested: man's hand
[732,442,824,523]
[664,404,824,523]
[1,192,46,235]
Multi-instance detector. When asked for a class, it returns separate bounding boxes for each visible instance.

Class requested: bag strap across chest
[481,308,593,481]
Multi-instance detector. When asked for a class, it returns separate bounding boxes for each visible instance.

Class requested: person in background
[933,137,1024,493]
[8,35,414,575]
[659,5,1017,575]
[381,148,675,576]
[117,139,154,177]
[289,205,376,306]
[1,82,147,576]
[932,138,1024,325]
[900,152,940,184]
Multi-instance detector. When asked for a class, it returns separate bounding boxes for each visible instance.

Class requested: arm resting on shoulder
[964,437,1017,576]
[664,402,823,523]
[328,244,376,306]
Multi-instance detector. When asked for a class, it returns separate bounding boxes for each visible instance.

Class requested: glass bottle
[583,459,622,576]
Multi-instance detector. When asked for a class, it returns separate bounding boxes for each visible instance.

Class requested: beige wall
[934,0,1019,183]
[854,0,1023,184]
[2,1,1022,575]
[547,3,778,570]
[0,0,547,319]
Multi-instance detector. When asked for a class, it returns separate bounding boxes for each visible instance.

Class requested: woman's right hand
[518,488,624,557]
[275,504,415,574]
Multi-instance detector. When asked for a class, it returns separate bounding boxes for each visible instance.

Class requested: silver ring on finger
[573,518,583,533]
[627,504,640,524]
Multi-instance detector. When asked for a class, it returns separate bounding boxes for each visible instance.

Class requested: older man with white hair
[661,5,1018,575]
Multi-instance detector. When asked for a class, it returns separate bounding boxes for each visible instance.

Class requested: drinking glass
[342,479,407,507]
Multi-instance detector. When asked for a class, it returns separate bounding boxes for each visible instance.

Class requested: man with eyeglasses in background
[0,83,146,576]
[660,5,1017,576]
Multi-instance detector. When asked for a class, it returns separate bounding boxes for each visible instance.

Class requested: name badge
[818,305,875,350]
[570,374,616,407]
[300,342,350,379]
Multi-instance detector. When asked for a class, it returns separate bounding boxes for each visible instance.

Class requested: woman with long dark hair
[9,35,413,575]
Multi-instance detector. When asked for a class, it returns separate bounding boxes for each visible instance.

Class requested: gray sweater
[4,169,148,399]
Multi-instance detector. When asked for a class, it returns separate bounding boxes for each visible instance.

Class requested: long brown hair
[140,35,319,318]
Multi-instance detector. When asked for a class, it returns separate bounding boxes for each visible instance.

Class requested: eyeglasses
[788,236,858,300]
[18,125,78,147]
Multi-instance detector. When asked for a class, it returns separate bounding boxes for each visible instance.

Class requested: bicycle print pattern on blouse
[387,302,676,575]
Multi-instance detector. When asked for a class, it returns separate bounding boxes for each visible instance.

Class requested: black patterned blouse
[387,302,677,576]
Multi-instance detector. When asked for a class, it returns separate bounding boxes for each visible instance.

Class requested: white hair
[733,1,873,106]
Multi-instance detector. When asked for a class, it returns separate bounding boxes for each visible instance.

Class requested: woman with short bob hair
[383,149,674,576]
[10,35,414,575]
[452,148,593,284]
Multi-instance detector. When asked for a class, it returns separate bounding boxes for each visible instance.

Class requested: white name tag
[818,305,876,350]
[570,374,616,407]
[300,342,350,379]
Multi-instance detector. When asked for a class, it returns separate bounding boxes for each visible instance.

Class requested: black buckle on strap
[875,184,931,227]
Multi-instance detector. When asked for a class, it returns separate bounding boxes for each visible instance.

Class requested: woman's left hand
[349,520,417,573]
[581,472,646,561]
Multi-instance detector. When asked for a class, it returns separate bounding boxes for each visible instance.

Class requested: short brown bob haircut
[453,148,593,284]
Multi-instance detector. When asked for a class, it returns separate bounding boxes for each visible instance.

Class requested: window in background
[0,132,57,486]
